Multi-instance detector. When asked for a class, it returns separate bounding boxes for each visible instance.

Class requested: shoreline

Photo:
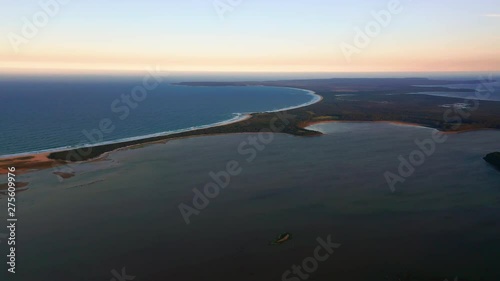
[2,116,496,177]
[259,87,323,113]
[0,87,321,160]
[0,88,321,175]
[303,120,430,129]
[301,119,500,135]
[0,113,253,160]
[0,152,56,175]
[0,113,251,176]
[1,76,500,176]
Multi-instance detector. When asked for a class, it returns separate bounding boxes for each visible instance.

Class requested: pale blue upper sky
[0,0,499,73]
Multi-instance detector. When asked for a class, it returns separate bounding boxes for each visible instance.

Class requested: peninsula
[1,78,499,174]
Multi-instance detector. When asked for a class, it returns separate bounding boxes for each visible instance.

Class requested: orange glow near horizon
[1,55,499,75]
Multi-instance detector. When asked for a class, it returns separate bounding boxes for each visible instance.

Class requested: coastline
[0,153,56,175]
[0,88,321,175]
[259,87,323,113]
[0,114,251,175]
[302,119,430,129]
[0,114,251,176]
[0,87,321,160]
[2,76,500,177]
[2,114,495,177]
[0,113,253,160]
[301,119,500,135]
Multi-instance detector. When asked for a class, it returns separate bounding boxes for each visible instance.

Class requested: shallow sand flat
[305,120,438,136]
[0,153,56,174]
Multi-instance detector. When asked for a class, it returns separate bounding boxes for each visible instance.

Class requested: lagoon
[2,122,500,281]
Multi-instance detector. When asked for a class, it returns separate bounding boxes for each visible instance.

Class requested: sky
[0,0,499,74]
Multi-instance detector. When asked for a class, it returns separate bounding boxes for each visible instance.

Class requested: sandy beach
[301,119,430,129]
[0,114,254,176]
[1,114,497,177]
[0,153,57,175]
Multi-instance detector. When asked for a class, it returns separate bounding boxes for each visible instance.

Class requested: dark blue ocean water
[0,76,319,156]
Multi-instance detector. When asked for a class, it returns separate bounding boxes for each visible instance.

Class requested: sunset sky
[0,0,499,74]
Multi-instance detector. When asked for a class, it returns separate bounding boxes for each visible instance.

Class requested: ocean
[0,76,319,156]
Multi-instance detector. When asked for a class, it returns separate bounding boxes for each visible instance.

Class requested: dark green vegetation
[49,78,500,162]
[484,152,500,170]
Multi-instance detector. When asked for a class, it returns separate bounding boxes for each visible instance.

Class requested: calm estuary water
[1,122,499,281]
